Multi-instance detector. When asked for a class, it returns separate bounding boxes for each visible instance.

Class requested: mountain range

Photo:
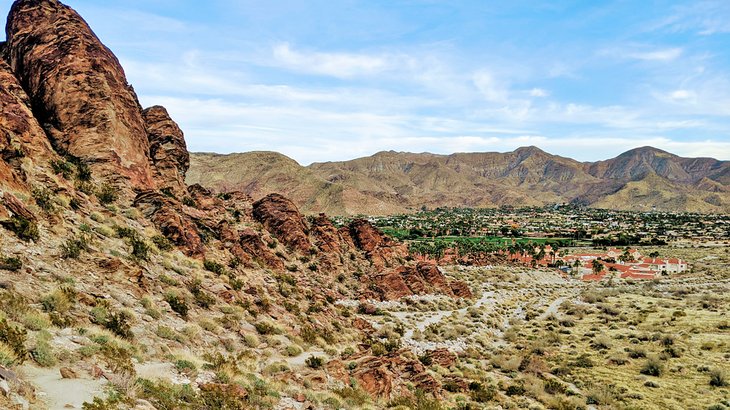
[188,146,730,215]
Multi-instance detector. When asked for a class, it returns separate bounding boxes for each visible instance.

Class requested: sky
[2,0,730,164]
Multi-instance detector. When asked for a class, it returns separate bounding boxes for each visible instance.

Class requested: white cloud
[529,88,549,97]
[627,47,683,62]
[271,43,391,78]
[472,70,509,102]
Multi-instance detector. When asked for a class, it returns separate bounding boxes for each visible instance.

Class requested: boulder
[252,193,311,254]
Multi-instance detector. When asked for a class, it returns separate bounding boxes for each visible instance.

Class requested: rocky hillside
[189,147,730,215]
[0,1,474,408]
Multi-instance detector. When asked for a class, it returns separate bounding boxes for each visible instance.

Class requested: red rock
[199,383,248,401]
[134,191,204,256]
[59,367,77,379]
[425,348,457,367]
[143,106,189,196]
[0,60,57,193]
[5,0,157,193]
[253,194,311,254]
[238,228,284,269]
[353,351,441,400]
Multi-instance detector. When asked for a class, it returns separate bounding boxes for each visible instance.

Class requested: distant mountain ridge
[188,146,730,215]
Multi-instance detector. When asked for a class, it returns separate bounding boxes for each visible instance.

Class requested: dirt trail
[20,365,107,410]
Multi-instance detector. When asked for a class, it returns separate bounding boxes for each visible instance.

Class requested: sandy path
[21,365,107,410]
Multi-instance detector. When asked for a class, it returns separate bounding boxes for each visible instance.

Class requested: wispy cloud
[271,43,392,78]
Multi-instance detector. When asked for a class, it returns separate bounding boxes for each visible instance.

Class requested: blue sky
[2,0,730,164]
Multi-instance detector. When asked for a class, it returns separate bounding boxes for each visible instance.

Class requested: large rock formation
[0,59,56,192]
[253,193,311,254]
[143,106,189,196]
[4,0,156,192]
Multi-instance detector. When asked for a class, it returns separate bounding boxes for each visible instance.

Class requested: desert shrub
[1,215,39,241]
[182,197,196,207]
[628,347,647,358]
[592,334,612,350]
[175,359,197,375]
[61,234,91,259]
[305,356,324,369]
[22,312,50,331]
[51,159,75,179]
[31,338,56,367]
[0,341,18,366]
[641,357,663,377]
[32,187,55,212]
[151,235,173,251]
[285,344,303,357]
[0,319,26,362]
[96,183,118,204]
[469,381,496,402]
[188,278,215,309]
[203,260,225,275]
[254,321,277,335]
[505,383,526,396]
[0,256,22,271]
[544,378,567,395]
[388,390,443,410]
[710,369,728,387]
[129,235,150,261]
[165,293,189,318]
[572,353,594,368]
[104,311,134,340]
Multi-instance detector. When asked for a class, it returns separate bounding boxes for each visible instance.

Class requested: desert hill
[188,146,730,215]
[0,0,473,408]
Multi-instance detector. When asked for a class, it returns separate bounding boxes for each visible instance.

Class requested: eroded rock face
[143,106,189,195]
[348,219,407,270]
[134,191,204,256]
[0,59,56,192]
[5,0,156,192]
[353,351,441,400]
[367,262,472,301]
[238,228,284,269]
[252,193,311,254]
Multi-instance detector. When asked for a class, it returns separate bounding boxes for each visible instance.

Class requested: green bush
[165,293,189,318]
[1,215,39,241]
[254,321,277,335]
[32,187,55,212]
[31,339,56,367]
[96,184,118,204]
[0,256,22,271]
[203,260,225,275]
[130,235,150,261]
[469,381,496,402]
[641,357,663,377]
[152,235,173,251]
[50,159,74,179]
[305,356,324,369]
[188,278,215,309]
[61,234,91,259]
[0,318,27,362]
[710,369,728,387]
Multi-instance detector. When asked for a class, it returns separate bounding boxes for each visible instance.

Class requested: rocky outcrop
[424,348,457,368]
[237,228,284,269]
[252,193,311,254]
[5,0,156,192]
[348,219,407,270]
[134,191,204,256]
[368,262,472,301]
[0,59,56,191]
[143,106,189,195]
[353,351,440,400]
